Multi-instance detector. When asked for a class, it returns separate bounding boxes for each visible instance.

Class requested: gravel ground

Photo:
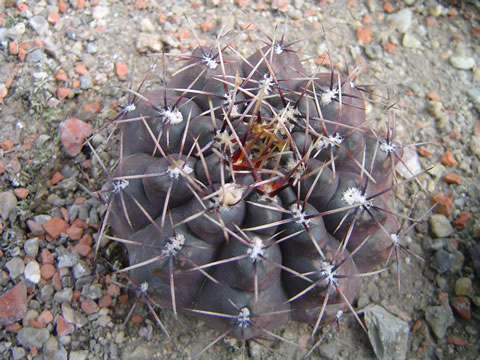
[0,0,479,359]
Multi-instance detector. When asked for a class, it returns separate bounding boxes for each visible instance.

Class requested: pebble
[430,214,454,238]
[364,305,409,360]
[24,260,41,284]
[0,191,17,220]
[81,284,103,300]
[59,118,93,157]
[73,261,91,279]
[57,249,80,268]
[455,277,474,297]
[140,18,155,33]
[23,238,39,257]
[11,347,26,360]
[56,315,74,337]
[470,136,480,157]
[402,32,421,48]
[0,281,27,326]
[5,257,25,279]
[92,6,110,20]
[396,147,422,178]
[388,8,412,33]
[54,288,73,303]
[425,304,454,339]
[430,249,455,274]
[29,15,49,35]
[136,33,162,53]
[70,350,89,360]
[16,327,50,349]
[450,56,475,70]
[467,88,480,107]
[79,74,93,90]
[451,296,471,320]
[43,216,69,238]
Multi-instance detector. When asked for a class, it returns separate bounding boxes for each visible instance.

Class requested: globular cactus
[98,30,408,356]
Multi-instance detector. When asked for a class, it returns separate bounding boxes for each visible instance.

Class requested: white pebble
[389,9,412,33]
[450,56,475,70]
[24,261,41,284]
[92,6,110,20]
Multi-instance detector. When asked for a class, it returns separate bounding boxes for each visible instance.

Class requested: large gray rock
[364,305,409,360]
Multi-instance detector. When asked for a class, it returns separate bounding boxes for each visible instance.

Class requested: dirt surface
[0,0,479,359]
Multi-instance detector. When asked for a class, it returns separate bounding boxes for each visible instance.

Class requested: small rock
[29,15,49,35]
[43,216,69,238]
[0,191,17,220]
[364,305,409,360]
[81,284,103,300]
[11,347,26,360]
[69,350,89,360]
[425,304,454,339]
[140,18,155,32]
[430,214,454,238]
[136,33,162,53]
[43,335,58,358]
[402,32,421,48]
[81,298,99,315]
[23,238,39,257]
[16,327,50,349]
[451,296,471,320]
[57,249,79,268]
[56,315,74,337]
[54,288,73,303]
[72,261,91,279]
[92,6,110,19]
[467,88,480,107]
[0,280,27,326]
[396,147,422,178]
[5,257,25,279]
[450,56,475,70]
[455,277,474,297]
[24,260,41,284]
[388,8,412,33]
[79,74,93,90]
[430,249,455,274]
[59,118,93,157]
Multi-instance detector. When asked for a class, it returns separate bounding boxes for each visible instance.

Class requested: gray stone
[73,261,91,280]
[24,238,39,257]
[425,304,454,339]
[455,277,474,297]
[54,345,68,360]
[40,284,55,301]
[0,191,17,220]
[467,88,480,105]
[5,257,24,279]
[81,284,103,300]
[26,49,47,63]
[80,74,93,89]
[58,250,79,268]
[70,350,89,360]
[7,23,26,40]
[364,305,409,360]
[54,288,73,303]
[16,327,50,349]
[139,18,155,33]
[430,249,455,274]
[29,15,49,36]
[429,214,454,238]
[11,347,26,360]
[43,335,59,358]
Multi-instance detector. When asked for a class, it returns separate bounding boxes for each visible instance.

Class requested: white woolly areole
[140,281,149,294]
[314,133,343,150]
[380,139,398,154]
[390,233,399,244]
[202,54,218,69]
[342,187,371,208]
[167,161,193,179]
[224,90,240,116]
[162,234,186,257]
[260,73,273,95]
[236,307,251,329]
[215,130,236,151]
[247,236,265,261]
[285,158,305,184]
[273,43,283,55]
[276,106,300,132]
[318,261,336,285]
[112,179,129,194]
[124,103,136,112]
[159,107,183,125]
[216,183,244,208]
[290,203,311,226]
[320,87,339,105]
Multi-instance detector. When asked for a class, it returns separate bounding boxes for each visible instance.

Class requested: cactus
[97,29,413,357]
